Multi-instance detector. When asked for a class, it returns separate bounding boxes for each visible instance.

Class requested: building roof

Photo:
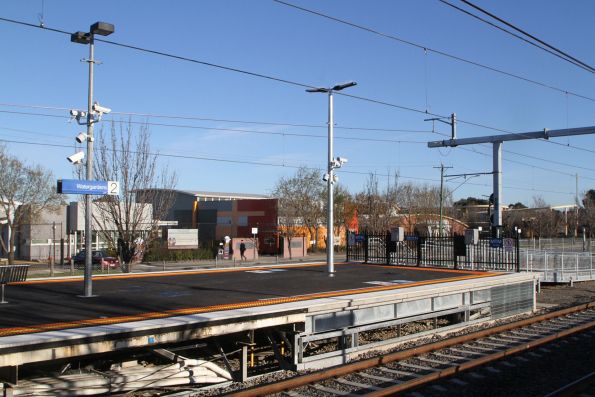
[178,190,270,201]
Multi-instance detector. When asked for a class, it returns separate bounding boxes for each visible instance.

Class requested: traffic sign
[57,179,120,195]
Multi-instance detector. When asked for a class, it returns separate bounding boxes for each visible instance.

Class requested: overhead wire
[0,102,430,134]
[0,16,593,156]
[0,15,593,171]
[459,0,595,74]
[438,0,594,73]
[0,137,577,196]
[271,0,595,102]
[1,107,594,175]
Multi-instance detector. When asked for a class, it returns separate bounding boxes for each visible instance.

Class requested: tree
[453,197,488,207]
[0,146,61,264]
[393,181,448,235]
[530,196,563,237]
[581,189,595,237]
[353,173,393,233]
[272,167,324,255]
[92,121,177,271]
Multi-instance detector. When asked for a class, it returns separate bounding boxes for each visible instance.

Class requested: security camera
[322,173,330,182]
[92,102,111,114]
[336,157,348,165]
[75,133,87,143]
[333,174,339,183]
[69,110,87,118]
[67,151,85,164]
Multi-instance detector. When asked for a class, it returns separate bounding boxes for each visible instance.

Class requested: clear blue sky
[1,0,594,206]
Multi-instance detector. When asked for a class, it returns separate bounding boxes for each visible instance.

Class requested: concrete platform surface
[0,262,494,336]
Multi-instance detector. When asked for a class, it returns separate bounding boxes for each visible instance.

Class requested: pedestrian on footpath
[240,242,247,261]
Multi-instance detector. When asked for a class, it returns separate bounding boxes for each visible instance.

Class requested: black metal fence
[347,231,519,272]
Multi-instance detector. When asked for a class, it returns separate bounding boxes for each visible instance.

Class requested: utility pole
[434,164,452,236]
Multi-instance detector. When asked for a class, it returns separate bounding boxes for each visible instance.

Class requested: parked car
[72,250,120,269]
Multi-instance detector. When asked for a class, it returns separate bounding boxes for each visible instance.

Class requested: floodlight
[71,31,90,44]
[331,81,357,91]
[90,22,115,36]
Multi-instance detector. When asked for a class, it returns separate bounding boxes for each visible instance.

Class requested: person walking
[240,242,247,261]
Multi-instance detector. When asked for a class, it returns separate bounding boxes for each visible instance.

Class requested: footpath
[15,253,341,278]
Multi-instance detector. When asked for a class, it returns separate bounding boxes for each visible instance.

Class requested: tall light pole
[307,81,356,275]
[71,22,115,297]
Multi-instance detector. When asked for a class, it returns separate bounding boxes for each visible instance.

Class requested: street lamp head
[90,22,115,36]
[71,31,91,44]
[331,81,357,91]
[306,87,329,93]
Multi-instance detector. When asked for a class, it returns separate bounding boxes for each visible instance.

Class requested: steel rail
[226,301,595,397]
[364,318,594,396]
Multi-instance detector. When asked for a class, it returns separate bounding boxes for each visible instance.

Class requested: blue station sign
[57,179,120,195]
[489,238,503,248]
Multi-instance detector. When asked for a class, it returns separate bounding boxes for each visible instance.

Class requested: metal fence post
[385,231,390,265]
[364,232,369,263]
[346,231,350,262]
[516,235,520,272]
[417,237,423,267]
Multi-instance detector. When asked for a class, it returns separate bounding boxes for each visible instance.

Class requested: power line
[271,0,595,102]
[0,137,577,196]
[1,15,594,155]
[439,0,594,73]
[459,0,595,74]
[0,110,432,145]
[0,102,431,134]
[2,108,594,176]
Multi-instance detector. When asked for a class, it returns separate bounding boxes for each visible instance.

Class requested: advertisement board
[167,229,199,249]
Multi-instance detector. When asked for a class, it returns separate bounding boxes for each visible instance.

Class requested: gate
[347,231,519,272]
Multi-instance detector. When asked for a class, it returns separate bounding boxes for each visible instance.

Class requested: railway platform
[0,262,538,381]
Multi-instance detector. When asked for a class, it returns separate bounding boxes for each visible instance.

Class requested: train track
[226,302,595,397]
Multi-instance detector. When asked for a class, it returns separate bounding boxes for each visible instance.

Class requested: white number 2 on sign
[108,181,120,196]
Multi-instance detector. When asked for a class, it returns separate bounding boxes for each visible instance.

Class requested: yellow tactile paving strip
[0,264,498,337]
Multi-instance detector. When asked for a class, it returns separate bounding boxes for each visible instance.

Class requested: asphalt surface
[0,263,486,332]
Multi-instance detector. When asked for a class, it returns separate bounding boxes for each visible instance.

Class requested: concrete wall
[282,236,307,259]
[231,237,258,261]
[18,205,69,261]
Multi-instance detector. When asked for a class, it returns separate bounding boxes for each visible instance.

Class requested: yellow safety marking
[0,272,497,337]
[14,262,486,285]
[14,262,328,285]
[370,264,496,275]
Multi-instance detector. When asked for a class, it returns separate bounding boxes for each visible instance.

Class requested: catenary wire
[1,108,594,176]
[0,137,577,196]
[271,0,595,102]
[439,0,594,73]
[1,16,594,155]
[0,102,431,134]
[0,110,432,144]
[460,0,595,73]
